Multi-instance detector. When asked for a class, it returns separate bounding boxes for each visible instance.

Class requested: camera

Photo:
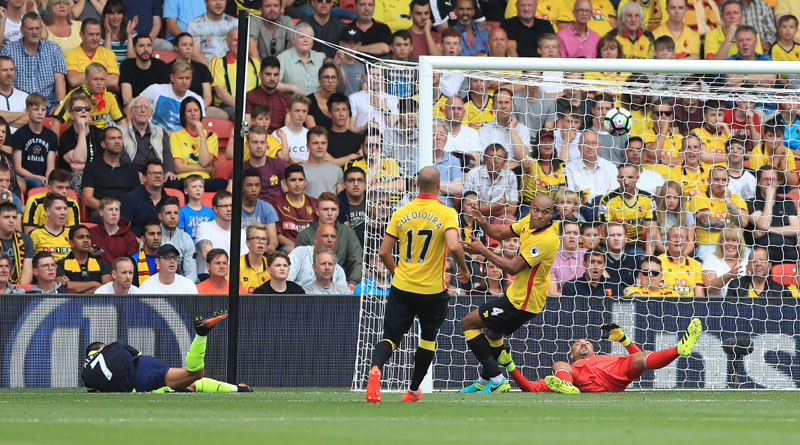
[0,192,9,201]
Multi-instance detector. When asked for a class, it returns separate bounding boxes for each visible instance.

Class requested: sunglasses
[657,110,673,116]
[72,106,91,112]
[640,269,662,277]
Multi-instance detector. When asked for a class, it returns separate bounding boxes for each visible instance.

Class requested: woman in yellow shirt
[584,35,631,97]
[170,97,226,191]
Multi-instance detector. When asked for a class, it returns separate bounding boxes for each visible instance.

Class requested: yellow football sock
[186,335,207,372]
[464,329,482,341]
[194,377,237,393]
[488,337,503,348]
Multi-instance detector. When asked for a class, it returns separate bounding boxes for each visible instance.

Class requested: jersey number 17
[405,229,433,264]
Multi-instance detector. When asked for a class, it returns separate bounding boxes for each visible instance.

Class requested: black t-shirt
[302,16,348,59]
[57,254,111,283]
[747,189,799,263]
[168,60,213,100]
[119,58,171,99]
[12,125,59,176]
[253,280,305,295]
[307,93,332,130]
[500,16,555,58]
[58,126,104,171]
[351,22,392,48]
[327,129,362,160]
[80,158,140,202]
[347,199,366,245]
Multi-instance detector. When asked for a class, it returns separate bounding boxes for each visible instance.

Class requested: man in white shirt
[139,244,198,294]
[348,65,399,133]
[626,136,665,196]
[140,60,205,132]
[442,95,480,166]
[0,55,28,133]
[463,143,518,221]
[302,249,351,294]
[287,223,347,287]
[94,257,142,294]
[195,191,248,276]
[478,88,530,168]
[565,130,618,202]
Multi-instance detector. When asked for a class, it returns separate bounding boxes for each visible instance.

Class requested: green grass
[1,389,798,444]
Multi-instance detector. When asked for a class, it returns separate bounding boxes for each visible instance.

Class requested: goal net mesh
[352,58,800,391]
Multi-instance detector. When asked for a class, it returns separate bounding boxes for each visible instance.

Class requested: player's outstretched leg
[461,312,509,394]
[164,312,229,391]
[678,318,703,356]
[194,377,253,393]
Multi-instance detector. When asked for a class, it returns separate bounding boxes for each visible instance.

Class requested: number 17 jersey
[385,194,459,294]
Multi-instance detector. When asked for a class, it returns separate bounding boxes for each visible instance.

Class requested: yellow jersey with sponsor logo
[506,217,559,314]
[658,254,703,297]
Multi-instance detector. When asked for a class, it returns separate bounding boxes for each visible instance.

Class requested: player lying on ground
[82,312,252,393]
[497,319,703,393]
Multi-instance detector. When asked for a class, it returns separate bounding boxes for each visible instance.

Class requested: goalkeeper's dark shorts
[479,295,536,335]
[131,356,171,392]
[382,286,449,344]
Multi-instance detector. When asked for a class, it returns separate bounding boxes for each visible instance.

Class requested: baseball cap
[538,129,555,141]
[340,27,362,43]
[157,244,180,257]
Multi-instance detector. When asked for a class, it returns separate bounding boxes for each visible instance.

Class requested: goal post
[353,55,800,392]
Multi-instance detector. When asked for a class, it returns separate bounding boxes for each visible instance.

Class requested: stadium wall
[2,295,798,389]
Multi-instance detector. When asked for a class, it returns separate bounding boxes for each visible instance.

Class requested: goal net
[352,56,800,391]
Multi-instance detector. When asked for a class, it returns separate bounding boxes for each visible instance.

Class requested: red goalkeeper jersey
[570,355,643,393]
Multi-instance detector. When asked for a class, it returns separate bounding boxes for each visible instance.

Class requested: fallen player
[497,318,703,393]
[82,312,252,393]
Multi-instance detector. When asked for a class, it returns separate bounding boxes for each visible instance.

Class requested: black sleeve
[59,127,78,159]
[374,24,392,45]
[55,259,66,277]
[196,63,213,84]
[81,162,97,189]
[119,59,134,85]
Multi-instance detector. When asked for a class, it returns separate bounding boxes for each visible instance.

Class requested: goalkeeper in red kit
[497,318,703,394]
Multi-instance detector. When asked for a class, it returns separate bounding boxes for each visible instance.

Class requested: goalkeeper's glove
[497,346,516,372]
[601,323,631,346]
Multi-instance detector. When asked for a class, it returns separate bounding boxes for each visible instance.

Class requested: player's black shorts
[382,286,449,343]
[131,356,171,392]
[478,295,537,335]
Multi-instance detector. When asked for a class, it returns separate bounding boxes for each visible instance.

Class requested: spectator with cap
[138,244,199,294]
[335,27,368,97]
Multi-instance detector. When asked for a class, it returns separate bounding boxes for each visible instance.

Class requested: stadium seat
[201,191,215,208]
[165,188,186,207]
[82,222,97,229]
[214,151,233,180]
[771,264,796,286]
[42,117,68,139]
[153,50,178,63]
[203,118,234,148]
[16,283,33,291]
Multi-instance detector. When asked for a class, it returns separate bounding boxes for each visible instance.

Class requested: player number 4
[405,229,433,264]
[90,354,113,381]
[492,308,504,316]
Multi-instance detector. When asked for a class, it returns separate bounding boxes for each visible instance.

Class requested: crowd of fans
[0,0,798,298]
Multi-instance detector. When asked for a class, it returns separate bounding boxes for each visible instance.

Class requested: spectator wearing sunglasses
[623,256,680,297]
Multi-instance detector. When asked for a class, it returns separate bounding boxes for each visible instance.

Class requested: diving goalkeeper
[498,318,703,394]
[82,312,252,393]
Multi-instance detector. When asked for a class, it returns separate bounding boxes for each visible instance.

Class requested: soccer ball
[603,107,633,136]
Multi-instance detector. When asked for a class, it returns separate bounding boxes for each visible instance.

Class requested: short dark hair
[285,163,305,179]
[251,105,271,119]
[68,224,90,240]
[654,35,675,51]
[174,32,193,45]
[80,17,101,34]
[344,166,365,180]
[212,190,233,207]
[48,168,72,184]
[763,118,784,137]
[409,0,430,11]
[132,34,153,46]
[157,196,181,213]
[559,217,579,236]
[102,126,122,141]
[206,248,229,264]
[32,251,54,268]
[43,193,68,211]
[327,92,350,114]
[307,125,328,143]
[584,248,606,265]
[392,29,412,44]
[778,14,798,28]
[142,159,164,175]
[638,255,662,273]
[0,201,17,214]
[243,168,262,182]
[267,250,290,267]
[142,218,162,233]
[261,56,280,71]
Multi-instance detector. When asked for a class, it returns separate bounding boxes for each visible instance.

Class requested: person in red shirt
[270,164,317,253]
[499,319,703,393]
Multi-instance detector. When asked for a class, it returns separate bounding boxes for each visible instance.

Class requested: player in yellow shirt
[459,194,559,393]
[657,227,705,296]
[366,167,469,404]
[623,256,681,297]
[170,97,220,180]
[29,194,72,262]
[688,166,750,260]
[52,63,125,130]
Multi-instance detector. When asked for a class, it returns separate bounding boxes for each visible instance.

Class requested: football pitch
[1,389,798,444]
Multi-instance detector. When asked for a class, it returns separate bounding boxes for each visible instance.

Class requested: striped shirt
[0,39,66,110]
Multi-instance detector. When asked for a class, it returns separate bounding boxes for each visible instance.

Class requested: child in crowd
[12,94,58,189]
[273,94,310,163]
[691,99,731,168]
[178,175,216,242]
[538,33,564,97]
[226,106,286,161]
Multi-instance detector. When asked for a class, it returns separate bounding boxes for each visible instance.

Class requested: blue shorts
[132,356,171,392]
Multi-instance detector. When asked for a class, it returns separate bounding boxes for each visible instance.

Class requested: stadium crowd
[0,0,799,298]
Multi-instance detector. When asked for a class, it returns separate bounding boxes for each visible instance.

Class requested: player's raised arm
[461,238,528,276]
[445,228,470,283]
[467,206,517,241]
[601,323,642,354]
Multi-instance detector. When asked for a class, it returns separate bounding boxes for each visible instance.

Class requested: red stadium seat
[201,191,215,208]
[82,222,97,229]
[16,283,33,291]
[771,264,797,286]
[203,118,234,149]
[165,188,186,207]
[153,50,178,63]
[214,151,233,180]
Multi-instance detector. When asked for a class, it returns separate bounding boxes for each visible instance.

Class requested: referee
[366,166,470,404]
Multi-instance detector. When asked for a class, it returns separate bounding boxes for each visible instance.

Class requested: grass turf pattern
[1,389,798,443]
